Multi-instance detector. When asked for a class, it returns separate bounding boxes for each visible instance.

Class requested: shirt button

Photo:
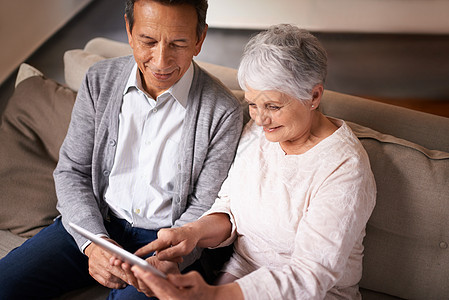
[135,209,141,214]
[103,170,110,176]
[109,139,116,147]
[153,108,158,113]
[439,241,448,249]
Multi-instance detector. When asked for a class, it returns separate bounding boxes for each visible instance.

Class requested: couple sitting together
[0,0,376,299]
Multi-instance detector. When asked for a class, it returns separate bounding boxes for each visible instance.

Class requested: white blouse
[204,118,376,299]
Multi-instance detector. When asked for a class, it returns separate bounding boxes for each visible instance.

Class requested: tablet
[69,222,166,278]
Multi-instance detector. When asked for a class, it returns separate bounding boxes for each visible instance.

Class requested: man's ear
[124,14,133,49]
[194,25,208,56]
[311,84,324,109]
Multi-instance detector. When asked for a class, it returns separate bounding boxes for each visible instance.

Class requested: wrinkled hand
[84,238,127,289]
[135,226,199,263]
[111,254,179,297]
[132,268,217,300]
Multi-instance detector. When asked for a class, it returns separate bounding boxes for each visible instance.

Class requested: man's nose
[153,44,172,70]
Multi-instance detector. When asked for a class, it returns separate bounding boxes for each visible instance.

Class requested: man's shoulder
[194,64,241,109]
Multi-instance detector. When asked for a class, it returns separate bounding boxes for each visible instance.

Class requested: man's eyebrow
[138,34,189,43]
[172,38,189,43]
[139,34,155,40]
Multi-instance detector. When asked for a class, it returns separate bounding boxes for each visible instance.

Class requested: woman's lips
[263,126,281,132]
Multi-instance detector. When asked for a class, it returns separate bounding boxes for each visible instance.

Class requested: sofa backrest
[348,121,449,299]
[320,90,449,153]
[319,91,449,299]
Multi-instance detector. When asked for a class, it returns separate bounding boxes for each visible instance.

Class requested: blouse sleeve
[200,163,238,248]
[235,157,376,299]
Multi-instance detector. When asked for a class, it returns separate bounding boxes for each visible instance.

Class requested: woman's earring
[311,105,315,108]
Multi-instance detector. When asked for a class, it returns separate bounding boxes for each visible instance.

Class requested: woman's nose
[254,109,270,126]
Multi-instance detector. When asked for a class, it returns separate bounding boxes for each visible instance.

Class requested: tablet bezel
[69,222,167,278]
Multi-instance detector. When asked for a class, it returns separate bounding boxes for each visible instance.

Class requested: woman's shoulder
[327,118,363,149]
[321,118,370,164]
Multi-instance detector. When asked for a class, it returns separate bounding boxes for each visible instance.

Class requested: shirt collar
[124,62,193,108]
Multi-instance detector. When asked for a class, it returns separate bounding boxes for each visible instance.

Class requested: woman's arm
[135,213,232,262]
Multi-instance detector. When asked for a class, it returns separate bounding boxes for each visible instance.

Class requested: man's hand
[84,238,128,289]
[111,254,180,297]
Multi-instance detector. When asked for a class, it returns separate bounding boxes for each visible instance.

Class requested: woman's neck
[280,112,338,155]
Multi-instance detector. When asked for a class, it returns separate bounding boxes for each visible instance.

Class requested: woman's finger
[134,238,171,257]
[132,266,176,298]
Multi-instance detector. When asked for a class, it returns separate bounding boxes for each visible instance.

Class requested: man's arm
[54,71,107,246]
[54,64,132,289]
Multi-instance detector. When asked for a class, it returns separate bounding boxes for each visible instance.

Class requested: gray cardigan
[54,56,242,268]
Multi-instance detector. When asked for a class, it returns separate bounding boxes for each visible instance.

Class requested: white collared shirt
[104,62,193,229]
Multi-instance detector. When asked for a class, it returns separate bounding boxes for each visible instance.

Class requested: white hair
[238,24,328,101]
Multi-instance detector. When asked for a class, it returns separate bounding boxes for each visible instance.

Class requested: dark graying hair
[125,0,208,40]
[238,24,328,101]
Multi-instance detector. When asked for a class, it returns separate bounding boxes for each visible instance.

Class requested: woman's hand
[132,268,211,299]
[135,214,233,263]
[135,226,200,263]
[131,268,243,300]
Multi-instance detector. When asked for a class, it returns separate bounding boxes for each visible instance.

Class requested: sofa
[1,37,448,300]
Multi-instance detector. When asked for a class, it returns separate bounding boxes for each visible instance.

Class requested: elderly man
[0,0,242,299]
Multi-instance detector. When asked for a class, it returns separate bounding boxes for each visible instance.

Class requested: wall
[0,0,93,85]
[202,0,449,103]
[207,0,449,34]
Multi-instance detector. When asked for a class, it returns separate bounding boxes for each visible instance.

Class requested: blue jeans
[0,216,158,299]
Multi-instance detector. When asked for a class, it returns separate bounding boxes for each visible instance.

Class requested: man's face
[126,1,207,99]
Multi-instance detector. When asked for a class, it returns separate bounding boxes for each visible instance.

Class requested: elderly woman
[128,24,376,299]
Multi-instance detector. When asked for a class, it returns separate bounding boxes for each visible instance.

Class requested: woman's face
[245,87,315,145]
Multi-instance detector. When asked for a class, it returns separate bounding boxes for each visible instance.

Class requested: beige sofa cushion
[0,64,76,237]
[84,37,133,58]
[348,122,449,300]
[15,63,44,87]
[63,37,133,92]
[64,49,105,91]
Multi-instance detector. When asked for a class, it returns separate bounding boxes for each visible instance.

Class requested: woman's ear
[311,84,324,110]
